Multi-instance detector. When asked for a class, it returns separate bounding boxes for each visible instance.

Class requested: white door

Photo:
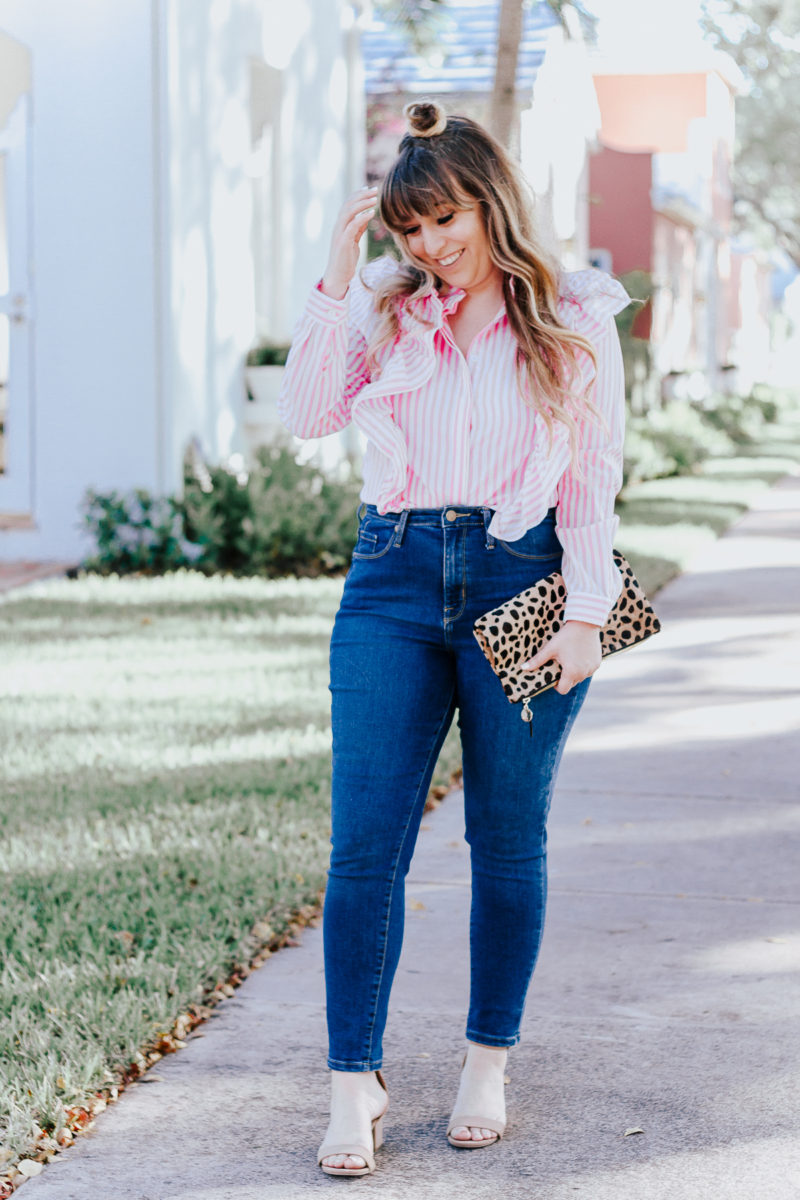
[0,92,33,515]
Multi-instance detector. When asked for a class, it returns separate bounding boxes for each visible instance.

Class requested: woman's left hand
[522,621,602,695]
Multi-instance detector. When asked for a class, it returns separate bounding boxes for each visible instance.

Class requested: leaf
[17,1160,45,1177]
[408,899,426,911]
[623,1127,644,1137]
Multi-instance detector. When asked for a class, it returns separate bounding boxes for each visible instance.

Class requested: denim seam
[443,530,468,639]
[363,684,457,1066]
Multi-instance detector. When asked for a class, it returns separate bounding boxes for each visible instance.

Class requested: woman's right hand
[321,187,379,300]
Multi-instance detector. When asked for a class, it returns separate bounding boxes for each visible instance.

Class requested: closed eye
[402,212,455,237]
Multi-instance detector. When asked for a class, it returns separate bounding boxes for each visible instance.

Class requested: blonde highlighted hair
[366,101,600,456]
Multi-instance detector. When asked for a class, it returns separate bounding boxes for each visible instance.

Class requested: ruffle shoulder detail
[557,268,632,342]
[349,254,405,333]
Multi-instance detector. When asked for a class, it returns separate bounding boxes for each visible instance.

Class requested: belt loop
[394,508,410,548]
[357,501,367,522]
[482,507,496,550]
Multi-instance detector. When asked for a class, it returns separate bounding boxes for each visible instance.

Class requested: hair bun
[403,99,447,138]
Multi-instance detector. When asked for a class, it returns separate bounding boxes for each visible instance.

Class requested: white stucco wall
[0,0,160,560]
[0,0,364,562]
[276,1,366,330]
[161,0,365,488]
[159,0,261,486]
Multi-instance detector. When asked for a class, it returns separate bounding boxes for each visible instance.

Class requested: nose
[421,224,447,257]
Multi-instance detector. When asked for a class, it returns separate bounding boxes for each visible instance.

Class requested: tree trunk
[488,0,525,147]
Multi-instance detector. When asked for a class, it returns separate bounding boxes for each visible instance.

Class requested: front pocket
[497,533,562,561]
[351,522,398,560]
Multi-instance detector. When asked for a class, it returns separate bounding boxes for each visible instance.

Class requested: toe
[322,1153,366,1170]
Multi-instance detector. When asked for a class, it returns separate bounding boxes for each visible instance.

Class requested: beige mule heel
[318,1069,388,1177]
[446,1054,507,1149]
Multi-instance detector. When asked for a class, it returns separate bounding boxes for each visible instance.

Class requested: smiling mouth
[437,249,464,268]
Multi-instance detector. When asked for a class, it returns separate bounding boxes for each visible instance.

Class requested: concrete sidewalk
[25,476,800,1200]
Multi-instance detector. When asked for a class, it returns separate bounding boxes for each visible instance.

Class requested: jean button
[445,509,458,522]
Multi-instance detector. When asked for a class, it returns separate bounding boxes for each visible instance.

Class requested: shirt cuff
[306,279,349,325]
[563,590,618,627]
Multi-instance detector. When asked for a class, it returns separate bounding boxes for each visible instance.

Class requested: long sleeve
[276,282,372,438]
[556,315,626,625]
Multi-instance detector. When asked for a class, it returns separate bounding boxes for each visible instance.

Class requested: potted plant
[243,339,291,459]
[245,338,290,402]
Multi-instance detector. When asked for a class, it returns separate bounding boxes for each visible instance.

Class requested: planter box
[243,363,363,478]
[243,366,286,457]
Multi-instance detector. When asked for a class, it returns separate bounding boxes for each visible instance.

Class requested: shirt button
[445,509,458,522]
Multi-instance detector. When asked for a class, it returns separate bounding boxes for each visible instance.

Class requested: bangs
[380,150,473,232]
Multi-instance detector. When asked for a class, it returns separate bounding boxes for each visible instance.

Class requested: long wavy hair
[366,101,600,457]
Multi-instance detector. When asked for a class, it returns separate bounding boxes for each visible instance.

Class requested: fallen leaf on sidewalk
[408,899,426,911]
[623,1128,644,1137]
[17,1161,44,1178]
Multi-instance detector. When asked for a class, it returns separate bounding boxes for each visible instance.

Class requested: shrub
[623,400,733,489]
[701,391,778,441]
[181,444,361,576]
[620,389,790,489]
[615,270,658,412]
[81,489,203,575]
[81,446,361,578]
[245,339,291,366]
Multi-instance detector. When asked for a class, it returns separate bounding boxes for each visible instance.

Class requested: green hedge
[81,445,361,578]
[621,388,788,490]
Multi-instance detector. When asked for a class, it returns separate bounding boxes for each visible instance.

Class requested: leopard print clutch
[473,550,661,722]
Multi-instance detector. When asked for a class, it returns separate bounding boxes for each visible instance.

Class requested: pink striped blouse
[278,256,630,626]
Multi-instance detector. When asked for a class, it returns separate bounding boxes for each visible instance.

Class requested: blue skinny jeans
[325,504,590,1071]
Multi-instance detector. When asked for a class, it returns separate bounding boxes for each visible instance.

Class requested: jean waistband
[358,503,557,530]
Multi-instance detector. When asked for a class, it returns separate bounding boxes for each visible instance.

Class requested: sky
[588,0,715,72]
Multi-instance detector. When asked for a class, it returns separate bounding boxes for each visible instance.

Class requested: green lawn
[1,403,798,1172]
[0,575,346,1163]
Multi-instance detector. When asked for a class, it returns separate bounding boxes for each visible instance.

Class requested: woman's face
[399,202,501,292]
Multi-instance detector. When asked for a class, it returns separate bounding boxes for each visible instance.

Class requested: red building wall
[589,144,654,276]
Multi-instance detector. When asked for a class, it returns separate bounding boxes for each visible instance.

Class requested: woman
[278,100,630,1177]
